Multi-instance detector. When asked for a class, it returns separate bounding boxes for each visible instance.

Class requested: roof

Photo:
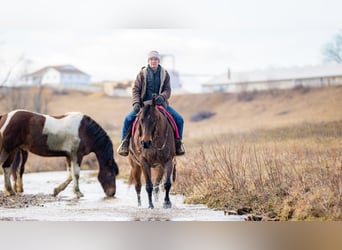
[203,64,342,86]
[26,65,90,77]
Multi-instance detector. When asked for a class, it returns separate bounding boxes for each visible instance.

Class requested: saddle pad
[131,105,180,139]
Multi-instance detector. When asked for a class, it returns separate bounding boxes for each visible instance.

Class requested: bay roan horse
[0,109,119,198]
[128,95,176,209]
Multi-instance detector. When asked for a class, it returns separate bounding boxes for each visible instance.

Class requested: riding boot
[175,138,185,156]
[117,139,130,156]
[117,123,134,157]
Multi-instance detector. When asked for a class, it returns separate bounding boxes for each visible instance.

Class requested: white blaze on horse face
[42,112,83,152]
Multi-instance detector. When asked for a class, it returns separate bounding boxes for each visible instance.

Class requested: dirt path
[0,170,243,221]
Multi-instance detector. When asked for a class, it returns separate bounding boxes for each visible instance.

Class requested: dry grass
[173,121,342,220]
[1,85,342,220]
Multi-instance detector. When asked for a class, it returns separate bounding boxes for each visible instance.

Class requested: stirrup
[176,141,185,156]
[117,140,129,156]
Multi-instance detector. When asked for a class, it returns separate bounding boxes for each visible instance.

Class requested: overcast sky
[1,0,341,92]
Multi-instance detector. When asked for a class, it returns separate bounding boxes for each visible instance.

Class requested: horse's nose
[105,187,116,197]
[141,140,152,148]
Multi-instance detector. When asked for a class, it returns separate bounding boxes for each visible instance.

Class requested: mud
[0,192,61,209]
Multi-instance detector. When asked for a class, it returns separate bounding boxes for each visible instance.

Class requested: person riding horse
[117,50,185,156]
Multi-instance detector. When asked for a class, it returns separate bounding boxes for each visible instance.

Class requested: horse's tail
[172,158,176,182]
[128,171,134,185]
[127,161,136,186]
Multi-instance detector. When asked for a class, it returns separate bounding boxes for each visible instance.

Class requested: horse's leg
[18,149,28,193]
[53,158,73,196]
[11,150,19,192]
[134,166,142,207]
[153,166,164,202]
[0,150,15,196]
[141,158,154,209]
[128,157,142,206]
[163,159,173,209]
[13,149,28,193]
[70,158,84,198]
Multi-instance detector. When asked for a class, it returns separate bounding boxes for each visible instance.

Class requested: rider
[117,50,185,156]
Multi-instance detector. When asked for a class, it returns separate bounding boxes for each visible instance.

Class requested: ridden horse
[0,110,119,198]
[128,95,176,209]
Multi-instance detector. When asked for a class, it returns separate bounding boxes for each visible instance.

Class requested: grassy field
[1,85,341,220]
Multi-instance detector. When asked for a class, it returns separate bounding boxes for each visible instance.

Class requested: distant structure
[97,80,133,96]
[202,64,342,93]
[21,64,91,89]
[160,54,182,89]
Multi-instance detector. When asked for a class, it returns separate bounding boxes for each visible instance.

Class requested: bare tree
[1,41,50,113]
[322,30,342,63]
[0,55,25,86]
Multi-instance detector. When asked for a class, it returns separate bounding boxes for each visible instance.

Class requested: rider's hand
[155,95,165,105]
[133,103,141,114]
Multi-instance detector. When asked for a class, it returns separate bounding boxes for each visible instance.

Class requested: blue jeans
[121,105,184,140]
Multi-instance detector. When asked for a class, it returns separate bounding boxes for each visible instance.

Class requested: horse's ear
[152,94,157,107]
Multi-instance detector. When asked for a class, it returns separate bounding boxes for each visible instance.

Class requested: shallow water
[0,170,244,221]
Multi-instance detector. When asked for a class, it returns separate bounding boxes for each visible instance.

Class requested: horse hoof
[4,190,15,197]
[76,192,84,198]
[14,185,24,193]
[15,188,24,193]
[53,188,59,197]
[149,204,154,209]
[163,201,172,209]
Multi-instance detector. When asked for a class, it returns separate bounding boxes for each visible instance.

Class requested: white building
[21,65,91,88]
[202,64,342,93]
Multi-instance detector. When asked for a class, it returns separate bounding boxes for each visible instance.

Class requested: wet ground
[0,170,244,221]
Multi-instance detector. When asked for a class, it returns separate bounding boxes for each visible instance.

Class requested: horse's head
[138,95,159,149]
[98,158,119,197]
[84,115,119,197]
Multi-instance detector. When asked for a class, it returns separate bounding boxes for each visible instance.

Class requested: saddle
[132,105,180,139]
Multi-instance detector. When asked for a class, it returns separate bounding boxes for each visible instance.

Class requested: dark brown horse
[0,110,119,198]
[128,95,176,209]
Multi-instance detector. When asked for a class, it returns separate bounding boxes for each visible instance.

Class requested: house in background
[21,64,91,89]
[202,64,342,93]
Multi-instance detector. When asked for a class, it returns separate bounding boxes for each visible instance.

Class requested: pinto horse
[0,110,119,198]
[128,95,176,209]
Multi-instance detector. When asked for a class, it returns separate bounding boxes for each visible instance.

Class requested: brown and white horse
[0,109,119,198]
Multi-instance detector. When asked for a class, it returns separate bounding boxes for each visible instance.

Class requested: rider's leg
[166,106,185,155]
[117,111,136,156]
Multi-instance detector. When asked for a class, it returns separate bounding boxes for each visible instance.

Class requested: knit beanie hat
[147,50,160,61]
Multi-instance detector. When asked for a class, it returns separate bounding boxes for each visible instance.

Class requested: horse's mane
[142,103,153,117]
[83,115,115,170]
